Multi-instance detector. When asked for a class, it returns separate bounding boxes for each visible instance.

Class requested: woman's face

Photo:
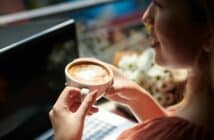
[143,0,206,69]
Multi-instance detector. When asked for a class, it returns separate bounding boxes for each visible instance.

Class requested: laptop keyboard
[44,117,117,140]
[83,117,117,140]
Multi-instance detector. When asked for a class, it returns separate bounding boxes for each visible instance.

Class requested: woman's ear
[202,30,213,53]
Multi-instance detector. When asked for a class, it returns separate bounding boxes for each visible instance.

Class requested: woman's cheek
[155,16,173,43]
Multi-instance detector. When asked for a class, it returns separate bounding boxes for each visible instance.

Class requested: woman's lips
[151,42,160,48]
[150,39,160,48]
[149,31,160,48]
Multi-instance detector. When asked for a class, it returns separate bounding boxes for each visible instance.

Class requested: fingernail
[91,90,98,97]
[92,90,98,94]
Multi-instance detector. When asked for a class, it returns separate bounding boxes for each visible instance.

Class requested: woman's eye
[152,0,163,9]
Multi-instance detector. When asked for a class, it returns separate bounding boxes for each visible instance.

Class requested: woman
[49,0,214,139]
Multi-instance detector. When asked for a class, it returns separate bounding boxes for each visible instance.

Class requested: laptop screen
[0,19,79,139]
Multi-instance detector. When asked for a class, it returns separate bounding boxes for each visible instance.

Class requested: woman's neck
[176,52,214,129]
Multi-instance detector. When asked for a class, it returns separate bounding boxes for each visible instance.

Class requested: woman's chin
[154,57,178,69]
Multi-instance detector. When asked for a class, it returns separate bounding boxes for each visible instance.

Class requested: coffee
[65,58,113,101]
[68,62,111,85]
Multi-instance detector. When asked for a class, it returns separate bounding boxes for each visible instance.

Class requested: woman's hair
[187,0,208,24]
[201,0,214,90]
[188,0,214,90]
[202,0,214,90]
[187,0,214,31]
[203,0,214,25]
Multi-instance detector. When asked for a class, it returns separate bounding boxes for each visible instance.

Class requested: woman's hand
[105,65,167,122]
[49,87,98,140]
[104,64,149,106]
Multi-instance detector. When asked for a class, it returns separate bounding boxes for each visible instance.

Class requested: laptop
[36,107,136,140]
[0,19,78,139]
[0,19,136,140]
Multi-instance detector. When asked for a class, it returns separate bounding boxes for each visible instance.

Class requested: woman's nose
[142,5,154,26]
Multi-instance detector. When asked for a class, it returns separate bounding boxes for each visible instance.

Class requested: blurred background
[0,0,187,112]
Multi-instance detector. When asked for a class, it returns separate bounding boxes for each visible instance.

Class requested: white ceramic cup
[65,58,113,100]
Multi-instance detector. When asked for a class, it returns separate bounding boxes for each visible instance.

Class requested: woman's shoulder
[117,116,213,140]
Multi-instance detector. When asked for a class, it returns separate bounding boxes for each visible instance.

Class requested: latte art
[68,63,110,85]
[65,58,114,101]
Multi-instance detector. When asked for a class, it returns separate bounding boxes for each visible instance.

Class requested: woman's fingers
[88,106,99,114]
[87,108,99,116]
[77,90,97,117]
[53,87,80,112]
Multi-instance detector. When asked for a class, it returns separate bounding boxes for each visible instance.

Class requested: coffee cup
[65,58,113,100]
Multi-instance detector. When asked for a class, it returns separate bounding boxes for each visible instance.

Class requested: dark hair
[188,0,208,25]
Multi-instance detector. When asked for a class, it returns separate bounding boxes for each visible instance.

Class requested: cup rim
[65,58,113,87]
